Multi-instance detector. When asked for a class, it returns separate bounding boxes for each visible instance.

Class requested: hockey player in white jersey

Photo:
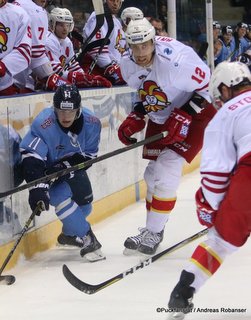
[20,84,105,262]
[81,0,126,85]
[13,0,55,92]
[0,0,32,96]
[120,7,144,31]
[167,62,251,319]
[46,7,111,89]
[118,18,216,255]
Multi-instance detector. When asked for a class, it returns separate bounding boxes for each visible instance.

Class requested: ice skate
[80,228,106,262]
[167,270,195,320]
[137,229,164,255]
[57,233,86,248]
[123,227,148,255]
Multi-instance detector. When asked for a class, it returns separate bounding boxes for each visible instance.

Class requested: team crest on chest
[0,22,10,53]
[139,80,170,112]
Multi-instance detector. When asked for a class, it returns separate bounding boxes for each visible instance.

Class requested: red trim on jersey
[191,244,221,275]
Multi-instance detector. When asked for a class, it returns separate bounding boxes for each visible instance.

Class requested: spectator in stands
[215,25,235,66]
[149,17,168,36]
[81,0,126,85]
[45,7,111,90]
[242,24,251,53]
[13,0,55,93]
[0,0,32,96]
[232,22,248,61]
[213,21,222,60]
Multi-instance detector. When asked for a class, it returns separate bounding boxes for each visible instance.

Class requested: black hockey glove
[46,154,92,179]
[29,183,50,214]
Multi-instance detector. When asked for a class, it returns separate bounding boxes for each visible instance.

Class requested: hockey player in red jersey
[0,0,32,96]
[45,7,111,90]
[118,18,216,256]
[167,61,251,320]
[81,0,126,85]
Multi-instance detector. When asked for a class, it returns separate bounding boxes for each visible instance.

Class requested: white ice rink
[1,170,251,320]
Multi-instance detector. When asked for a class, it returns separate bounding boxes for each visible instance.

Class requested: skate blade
[123,248,139,256]
[82,249,106,262]
[56,243,81,249]
[167,312,186,320]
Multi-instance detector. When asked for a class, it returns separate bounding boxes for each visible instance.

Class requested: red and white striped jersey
[83,12,126,68]
[200,89,251,209]
[0,3,32,90]
[45,31,82,79]
[13,0,48,69]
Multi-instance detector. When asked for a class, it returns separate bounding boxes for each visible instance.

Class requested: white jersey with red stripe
[200,89,251,210]
[83,12,126,68]
[0,3,32,91]
[13,0,48,69]
[120,36,211,124]
[45,31,82,80]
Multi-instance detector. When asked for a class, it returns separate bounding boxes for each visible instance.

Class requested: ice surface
[0,170,250,320]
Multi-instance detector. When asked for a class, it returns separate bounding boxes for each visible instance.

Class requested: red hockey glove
[195,187,217,228]
[0,61,7,77]
[104,62,125,85]
[161,108,192,145]
[68,71,112,88]
[118,112,145,145]
[45,73,70,91]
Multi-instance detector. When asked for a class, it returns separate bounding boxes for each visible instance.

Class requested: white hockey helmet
[121,7,144,27]
[49,7,74,33]
[209,61,251,106]
[125,18,156,45]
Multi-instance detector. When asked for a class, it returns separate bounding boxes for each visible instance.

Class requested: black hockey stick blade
[0,201,44,285]
[62,228,208,294]
[0,275,16,285]
[0,131,167,198]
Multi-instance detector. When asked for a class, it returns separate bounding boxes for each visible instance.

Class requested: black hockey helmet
[53,84,81,110]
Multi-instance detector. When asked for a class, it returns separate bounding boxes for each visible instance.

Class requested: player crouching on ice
[20,84,105,262]
[167,62,251,320]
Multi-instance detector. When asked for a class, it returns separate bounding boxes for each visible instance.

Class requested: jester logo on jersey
[114,29,126,55]
[139,80,170,113]
[0,22,10,53]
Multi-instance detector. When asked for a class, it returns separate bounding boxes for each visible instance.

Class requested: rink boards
[0,86,200,270]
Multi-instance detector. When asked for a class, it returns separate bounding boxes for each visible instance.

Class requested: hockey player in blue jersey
[20,84,105,262]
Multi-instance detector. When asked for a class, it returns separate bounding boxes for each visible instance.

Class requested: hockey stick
[0,131,168,198]
[81,0,105,54]
[72,0,106,65]
[88,12,114,74]
[62,228,209,294]
[0,201,45,285]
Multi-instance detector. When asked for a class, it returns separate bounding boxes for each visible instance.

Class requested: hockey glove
[29,183,50,214]
[46,154,92,179]
[45,73,70,91]
[118,112,145,145]
[68,71,112,88]
[195,187,217,228]
[104,62,125,85]
[0,61,7,77]
[161,108,192,145]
